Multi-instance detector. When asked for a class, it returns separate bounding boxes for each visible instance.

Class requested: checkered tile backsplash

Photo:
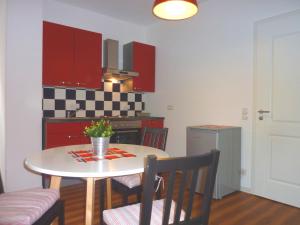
[43,82,145,118]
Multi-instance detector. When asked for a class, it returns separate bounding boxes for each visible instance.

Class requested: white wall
[6,0,43,191]
[0,0,6,186]
[4,0,146,191]
[43,0,147,68]
[145,0,300,189]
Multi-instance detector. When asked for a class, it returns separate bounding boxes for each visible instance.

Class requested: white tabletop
[25,144,169,178]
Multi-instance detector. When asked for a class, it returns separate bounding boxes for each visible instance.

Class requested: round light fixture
[153,0,198,20]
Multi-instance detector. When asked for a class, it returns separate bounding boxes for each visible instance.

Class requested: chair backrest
[140,150,220,225]
[140,127,168,150]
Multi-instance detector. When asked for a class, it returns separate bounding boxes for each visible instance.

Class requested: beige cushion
[112,174,142,188]
[103,199,185,225]
[0,188,59,225]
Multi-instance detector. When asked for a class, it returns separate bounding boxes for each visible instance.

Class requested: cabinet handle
[67,135,81,139]
[76,82,80,86]
[61,81,65,85]
[134,87,142,92]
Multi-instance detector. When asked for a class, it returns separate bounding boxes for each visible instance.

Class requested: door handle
[258,109,270,120]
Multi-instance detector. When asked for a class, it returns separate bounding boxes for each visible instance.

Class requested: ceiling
[56,0,204,26]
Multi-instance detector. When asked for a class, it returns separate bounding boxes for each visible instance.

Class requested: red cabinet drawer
[150,120,164,128]
[45,122,92,149]
[46,134,90,149]
[47,122,91,134]
[141,119,164,128]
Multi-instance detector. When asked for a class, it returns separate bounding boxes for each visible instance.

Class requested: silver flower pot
[91,137,110,158]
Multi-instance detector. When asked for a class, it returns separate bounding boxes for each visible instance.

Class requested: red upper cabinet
[43,21,102,89]
[123,42,155,92]
[43,22,74,86]
[74,28,102,89]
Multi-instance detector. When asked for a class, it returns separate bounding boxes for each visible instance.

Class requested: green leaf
[83,119,114,137]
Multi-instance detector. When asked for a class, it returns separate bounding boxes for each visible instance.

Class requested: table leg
[86,178,95,225]
[50,176,61,189]
[50,176,62,225]
[106,178,112,209]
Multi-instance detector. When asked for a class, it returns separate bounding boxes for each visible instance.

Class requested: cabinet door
[43,22,74,86]
[46,134,89,149]
[141,119,164,128]
[74,28,102,89]
[132,42,155,92]
[45,122,90,149]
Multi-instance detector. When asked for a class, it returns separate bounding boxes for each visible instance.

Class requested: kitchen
[1,0,300,224]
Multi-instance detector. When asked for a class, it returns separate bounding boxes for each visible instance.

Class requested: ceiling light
[153,0,198,20]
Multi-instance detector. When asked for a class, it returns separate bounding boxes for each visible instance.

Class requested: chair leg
[123,192,129,205]
[58,202,65,225]
[42,174,48,188]
[137,191,142,202]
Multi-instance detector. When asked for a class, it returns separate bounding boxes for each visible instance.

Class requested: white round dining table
[25,143,169,225]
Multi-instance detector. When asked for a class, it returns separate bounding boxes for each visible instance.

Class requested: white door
[254,10,300,207]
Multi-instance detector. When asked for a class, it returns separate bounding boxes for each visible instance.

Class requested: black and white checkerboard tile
[43,82,145,118]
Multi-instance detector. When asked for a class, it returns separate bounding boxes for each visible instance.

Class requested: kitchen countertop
[43,116,164,123]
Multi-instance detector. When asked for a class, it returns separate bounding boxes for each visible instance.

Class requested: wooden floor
[59,177,300,225]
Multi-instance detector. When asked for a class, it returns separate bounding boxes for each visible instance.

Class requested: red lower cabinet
[141,119,164,128]
[44,119,165,149]
[44,122,91,149]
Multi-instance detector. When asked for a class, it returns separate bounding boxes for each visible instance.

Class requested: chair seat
[103,199,185,225]
[112,174,142,189]
[0,188,59,225]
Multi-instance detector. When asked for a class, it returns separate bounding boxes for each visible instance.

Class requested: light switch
[167,105,174,110]
[242,108,248,120]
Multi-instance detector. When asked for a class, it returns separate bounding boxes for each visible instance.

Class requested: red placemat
[122,153,136,157]
[68,148,136,163]
[105,155,120,160]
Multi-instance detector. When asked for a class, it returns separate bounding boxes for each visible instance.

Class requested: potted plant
[84,119,114,158]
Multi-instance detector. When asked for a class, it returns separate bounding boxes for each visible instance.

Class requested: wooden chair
[111,127,168,205]
[103,150,220,225]
[0,171,64,225]
[140,127,168,150]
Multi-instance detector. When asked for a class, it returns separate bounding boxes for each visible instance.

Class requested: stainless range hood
[102,39,138,81]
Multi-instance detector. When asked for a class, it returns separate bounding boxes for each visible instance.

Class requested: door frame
[0,0,6,189]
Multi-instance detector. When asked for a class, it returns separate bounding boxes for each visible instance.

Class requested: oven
[110,120,141,145]
[110,128,141,144]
